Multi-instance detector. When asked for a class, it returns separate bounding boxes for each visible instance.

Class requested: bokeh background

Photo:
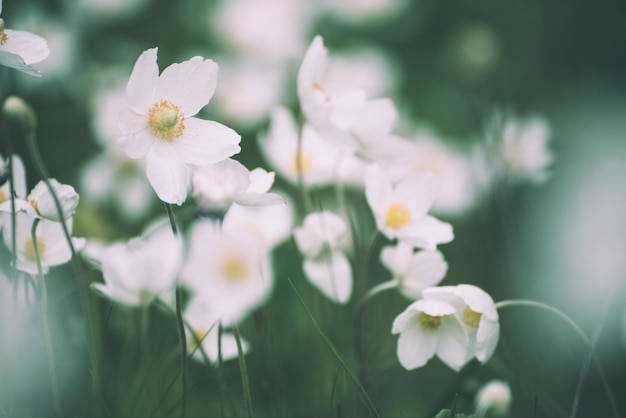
[0,0,625,416]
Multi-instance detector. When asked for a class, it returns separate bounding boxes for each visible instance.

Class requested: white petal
[118,108,153,159]
[475,318,499,363]
[364,164,393,218]
[126,47,158,113]
[145,143,189,205]
[396,171,440,218]
[0,50,42,77]
[436,315,470,371]
[303,251,352,304]
[176,118,241,166]
[397,324,438,370]
[297,35,328,99]
[401,250,448,299]
[399,215,454,250]
[247,168,274,194]
[154,57,218,117]
[1,29,49,65]
[234,192,285,207]
[456,284,498,321]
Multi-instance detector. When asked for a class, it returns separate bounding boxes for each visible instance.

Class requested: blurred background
[0,0,625,416]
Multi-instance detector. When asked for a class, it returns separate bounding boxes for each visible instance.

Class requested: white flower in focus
[365,164,453,250]
[3,212,82,275]
[0,4,49,77]
[424,284,499,363]
[392,297,470,371]
[181,220,271,322]
[474,379,512,418]
[380,242,448,299]
[184,297,248,365]
[191,158,284,213]
[294,211,352,304]
[89,224,182,308]
[119,48,241,205]
[25,179,79,221]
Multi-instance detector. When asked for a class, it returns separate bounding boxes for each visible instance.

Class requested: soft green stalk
[31,218,63,416]
[233,322,254,418]
[495,299,619,418]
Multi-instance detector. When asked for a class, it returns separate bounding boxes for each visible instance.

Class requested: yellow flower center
[385,203,411,230]
[24,236,46,260]
[148,100,185,141]
[292,153,313,174]
[0,188,6,204]
[220,255,247,283]
[0,19,8,45]
[189,328,208,350]
[29,199,41,215]
[463,306,482,328]
[419,312,442,332]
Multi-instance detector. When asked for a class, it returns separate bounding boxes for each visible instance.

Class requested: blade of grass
[287,278,379,418]
[233,322,254,418]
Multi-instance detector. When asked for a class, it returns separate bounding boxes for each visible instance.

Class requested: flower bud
[475,379,512,417]
[2,96,37,132]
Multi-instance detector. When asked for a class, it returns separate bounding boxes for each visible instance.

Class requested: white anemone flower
[424,284,499,363]
[25,179,79,221]
[294,211,352,304]
[380,242,448,299]
[89,224,182,308]
[119,47,241,205]
[365,164,453,250]
[392,297,470,371]
[191,158,284,213]
[0,2,49,77]
[181,220,271,323]
[184,297,248,365]
[3,212,83,275]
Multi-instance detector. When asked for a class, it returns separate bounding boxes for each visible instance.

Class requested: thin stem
[233,322,254,418]
[31,218,63,416]
[495,299,619,418]
[164,203,179,236]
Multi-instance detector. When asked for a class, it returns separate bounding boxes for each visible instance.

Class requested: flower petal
[399,215,454,250]
[145,143,189,205]
[0,50,42,77]
[1,29,49,65]
[126,47,158,114]
[155,57,218,116]
[119,108,154,159]
[436,315,470,371]
[396,171,440,218]
[176,117,241,166]
[303,251,353,304]
[397,322,438,370]
[364,164,393,218]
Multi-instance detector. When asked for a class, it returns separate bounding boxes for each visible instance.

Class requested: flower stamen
[463,305,482,328]
[385,203,411,230]
[25,236,46,260]
[292,153,313,174]
[221,255,247,283]
[419,312,442,332]
[0,19,8,45]
[148,100,185,141]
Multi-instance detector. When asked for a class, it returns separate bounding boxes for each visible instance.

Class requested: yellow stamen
[147,100,185,141]
[292,153,312,174]
[29,199,40,215]
[463,306,482,328]
[419,312,442,332]
[24,236,46,260]
[0,19,8,45]
[189,328,207,350]
[220,255,247,283]
[312,81,329,102]
[0,189,6,204]
[385,203,411,230]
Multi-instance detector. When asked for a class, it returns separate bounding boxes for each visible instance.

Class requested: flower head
[0,5,49,77]
[26,179,79,221]
[119,48,241,205]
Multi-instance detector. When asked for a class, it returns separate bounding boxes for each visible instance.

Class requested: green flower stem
[495,299,619,418]
[233,322,254,418]
[31,218,63,416]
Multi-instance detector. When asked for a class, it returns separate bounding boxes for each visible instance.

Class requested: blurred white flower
[424,284,499,363]
[75,0,150,20]
[25,179,79,222]
[294,211,353,304]
[191,158,284,214]
[3,212,82,275]
[380,242,448,299]
[0,4,49,77]
[0,153,27,207]
[89,224,182,308]
[474,379,512,418]
[319,0,409,24]
[392,297,469,371]
[365,164,453,250]
[181,220,271,323]
[119,47,241,205]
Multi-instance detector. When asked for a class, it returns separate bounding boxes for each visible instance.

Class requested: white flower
[0,153,27,206]
[3,212,82,275]
[380,242,448,299]
[191,158,284,213]
[89,223,182,308]
[0,4,49,77]
[25,179,79,221]
[474,379,512,418]
[392,297,470,371]
[424,284,499,363]
[294,211,353,304]
[181,220,271,322]
[365,164,453,250]
[119,47,241,205]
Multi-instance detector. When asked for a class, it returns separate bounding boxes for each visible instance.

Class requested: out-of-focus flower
[25,179,79,221]
[74,0,150,21]
[181,220,271,323]
[474,379,512,418]
[492,114,553,184]
[424,284,499,363]
[0,153,27,208]
[3,212,83,275]
[119,47,241,205]
[297,36,399,159]
[184,297,248,365]
[365,164,453,250]
[0,3,49,77]
[318,0,409,24]
[380,242,448,299]
[294,211,352,304]
[191,158,284,214]
[392,297,469,371]
[88,223,182,308]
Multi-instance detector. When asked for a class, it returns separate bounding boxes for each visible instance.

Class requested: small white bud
[475,379,512,418]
